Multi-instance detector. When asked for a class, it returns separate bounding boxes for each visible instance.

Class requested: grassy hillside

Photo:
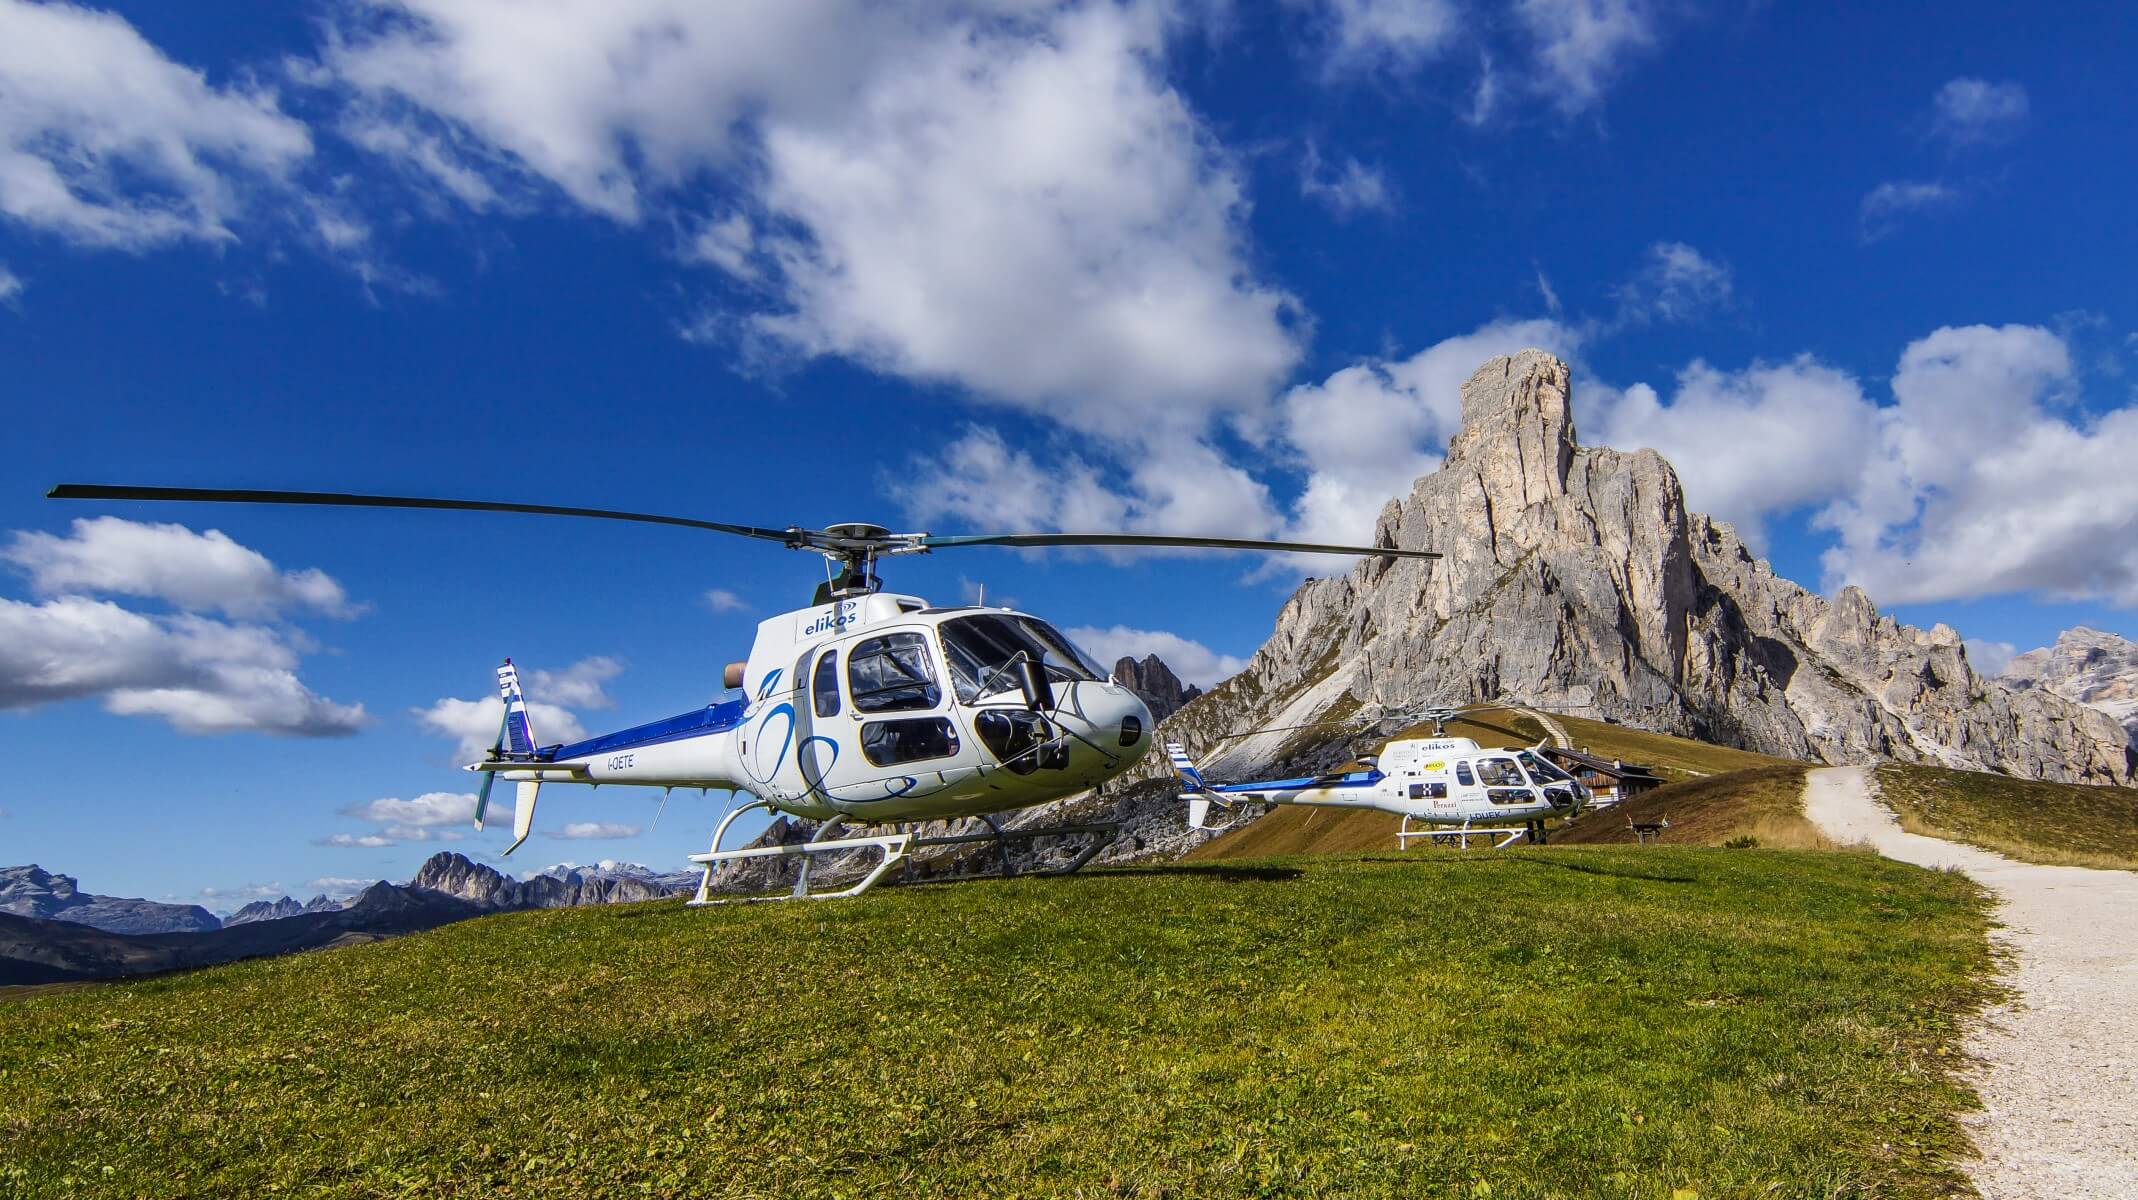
[0,851,1992,1199]
[1558,766,1832,850]
[1187,710,1802,860]
[1523,712,1801,784]
[1876,763,2138,871]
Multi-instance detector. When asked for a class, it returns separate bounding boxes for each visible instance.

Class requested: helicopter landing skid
[687,803,911,904]
[686,802,1120,903]
[1397,816,1528,851]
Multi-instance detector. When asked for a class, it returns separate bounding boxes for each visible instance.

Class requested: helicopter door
[794,648,844,800]
[831,631,966,799]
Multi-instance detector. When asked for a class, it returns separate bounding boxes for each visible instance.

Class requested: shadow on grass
[1084,864,1307,884]
[878,863,1307,892]
[1353,853,1697,884]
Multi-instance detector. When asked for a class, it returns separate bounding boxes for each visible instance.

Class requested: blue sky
[2,0,2134,908]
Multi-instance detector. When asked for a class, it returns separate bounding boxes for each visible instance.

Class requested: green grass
[1876,763,2138,871]
[0,852,1991,1199]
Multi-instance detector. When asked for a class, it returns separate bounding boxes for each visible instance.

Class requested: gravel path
[1801,766,2138,1199]
[1513,706,1571,749]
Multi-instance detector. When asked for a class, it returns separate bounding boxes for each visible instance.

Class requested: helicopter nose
[1059,681,1152,756]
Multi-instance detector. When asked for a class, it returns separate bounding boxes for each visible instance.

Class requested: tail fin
[497,659,539,755]
[495,659,538,856]
[1167,742,1218,831]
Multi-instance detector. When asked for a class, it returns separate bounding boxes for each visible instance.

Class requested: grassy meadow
[1875,763,2138,871]
[0,849,1991,1199]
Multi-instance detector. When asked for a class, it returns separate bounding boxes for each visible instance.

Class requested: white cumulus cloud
[548,822,642,840]
[1065,624,1248,688]
[6,517,356,618]
[1818,323,2138,606]
[326,1,1302,430]
[414,655,619,757]
[342,790,485,827]
[0,0,312,249]
[528,656,619,710]
[1590,355,1879,548]
[0,595,366,734]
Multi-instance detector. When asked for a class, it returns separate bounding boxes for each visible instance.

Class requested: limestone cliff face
[1113,654,1203,723]
[1165,350,2133,786]
[2003,627,2138,746]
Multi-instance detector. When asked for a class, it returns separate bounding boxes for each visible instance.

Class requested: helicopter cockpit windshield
[939,614,1106,703]
[1517,751,1573,784]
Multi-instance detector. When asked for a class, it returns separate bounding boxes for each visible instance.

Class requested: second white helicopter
[1168,709,1590,848]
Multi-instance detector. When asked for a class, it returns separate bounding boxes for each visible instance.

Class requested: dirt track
[1802,766,2138,1199]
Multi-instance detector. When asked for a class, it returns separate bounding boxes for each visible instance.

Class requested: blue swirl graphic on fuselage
[752,703,795,782]
[798,735,839,795]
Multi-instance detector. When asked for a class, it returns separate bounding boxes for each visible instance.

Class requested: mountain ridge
[1155,350,2133,787]
[2002,626,2138,747]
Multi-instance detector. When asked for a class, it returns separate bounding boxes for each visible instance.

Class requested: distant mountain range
[0,854,694,985]
[225,894,346,926]
[0,865,220,935]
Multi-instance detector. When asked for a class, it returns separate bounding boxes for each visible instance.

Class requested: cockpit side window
[812,650,841,718]
[847,632,942,713]
[1479,758,1523,787]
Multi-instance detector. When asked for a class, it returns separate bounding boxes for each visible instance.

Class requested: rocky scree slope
[2002,627,2138,747]
[1157,350,2132,788]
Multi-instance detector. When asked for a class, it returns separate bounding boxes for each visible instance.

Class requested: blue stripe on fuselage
[1210,770,1382,794]
[548,699,747,759]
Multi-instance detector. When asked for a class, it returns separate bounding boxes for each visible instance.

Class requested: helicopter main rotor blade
[918,531,1437,559]
[46,485,800,543]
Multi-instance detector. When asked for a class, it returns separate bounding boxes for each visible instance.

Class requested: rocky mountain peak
[1446,349,1578,504]
[2003,626,2138,746]
[1113,654,1203,723]
[1164,349,2133,786]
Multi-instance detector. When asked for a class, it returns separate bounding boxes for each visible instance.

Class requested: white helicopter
[1167,707,1591,849]
[48,483,1435,901]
